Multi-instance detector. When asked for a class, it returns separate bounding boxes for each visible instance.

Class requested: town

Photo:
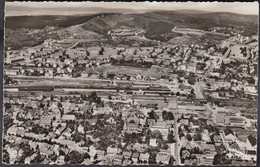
[2,4,259,165]
[3,27,258,165]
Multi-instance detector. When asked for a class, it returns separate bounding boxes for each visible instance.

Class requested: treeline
[5,14,102,29]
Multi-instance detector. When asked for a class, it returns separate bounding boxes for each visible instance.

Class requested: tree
[179,132,185,139]
[5,103,12,110]
[162,144,169,150]
[186,134,192,141]
[151,130,162,140]
[107,73,115,80]
[162,110,168,120]
[65,151,87,164]
[108,95,112,100]
[99,50,103,55]
[193,133,202,141]
[148,152,157,164]
[167,112,174,120]
[167,133,175,143]
[148,111,157,120]
[181,113,185,119]
[191,88,195,94]
[72,132,83,143]
[3,116,13,133]
[50,94,54,101]
[31,152,44,164]
[2,150,10,164]
[89,91,101,104]
[213,154,222,165]
[188,78,196,85]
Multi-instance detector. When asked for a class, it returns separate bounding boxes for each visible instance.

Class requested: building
[150,120,170,139]
[124,112,144,133]
[155,152,174,165]
[229,116,245,126]
[246,135,257,154]
[112,155,124,165]
[107,147,118,156]
[213,134,222,143]
[139,153,149,164]
[131,152,140,163]
[213,111,230,124]
[61,114,76,121]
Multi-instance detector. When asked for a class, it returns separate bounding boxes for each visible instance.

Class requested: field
[83,65,149,77]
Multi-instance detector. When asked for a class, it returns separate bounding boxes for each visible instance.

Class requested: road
[192,82,204,99]
[174,117,181,165]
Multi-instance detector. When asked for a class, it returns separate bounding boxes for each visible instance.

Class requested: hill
[81,11,258,37]
[5,10,258,50]
[5,14,106,29]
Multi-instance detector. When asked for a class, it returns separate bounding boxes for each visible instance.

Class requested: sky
[5,1,259,16]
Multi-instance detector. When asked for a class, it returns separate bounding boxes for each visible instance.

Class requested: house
[55,126,66,135]
[229,116,245,126]
[131,152,140,163]
[196,154,213,166]
[7,125,18,136]
[136,74,142,80]
[213,134,222,143]
[122,158,132,165]
[243,85,257,95]
[107,117,116,124]
[149,139,157,147]
[16,127,25,136]
[96,150,105,160]
[246,135,257,154]
[179,84,192,95]
[66,47,87,57]
[124,112,143,133]
[132,89,144,95]
[122,151,132,159]
[229,142,243,153]
[56,155,65,165]
[223,129,236,141]
[93,106,113,115]
[181,149,190,159]
[184,159,197,165]
[39,115,52,126]
[113,155,124,165]
[156,152,174,165]
[221,128,236,148]
[213,111,230,124]
[61,114,76,121]
[150,120,170,139]
[168,99,178,109]
[107,147,118,156]
[52,139,76,146]
[139,153,149,163]
[28,141,38,151]
[187,63,197,73]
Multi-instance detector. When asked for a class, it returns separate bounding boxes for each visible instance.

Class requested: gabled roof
[247,150,256,155]
[132,152,140,159]
[223,128,234,136]
[96,150,105,156]
[213,134,221,140]
[122,151,132,158]
[247,135,257,147]
[156,152,172,163]
[230,142,240,151]
[107,147,118,154]
[114,154,123,160]
[139,153,150,160]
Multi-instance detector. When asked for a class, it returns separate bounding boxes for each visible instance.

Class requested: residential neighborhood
[3,2,258,166]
